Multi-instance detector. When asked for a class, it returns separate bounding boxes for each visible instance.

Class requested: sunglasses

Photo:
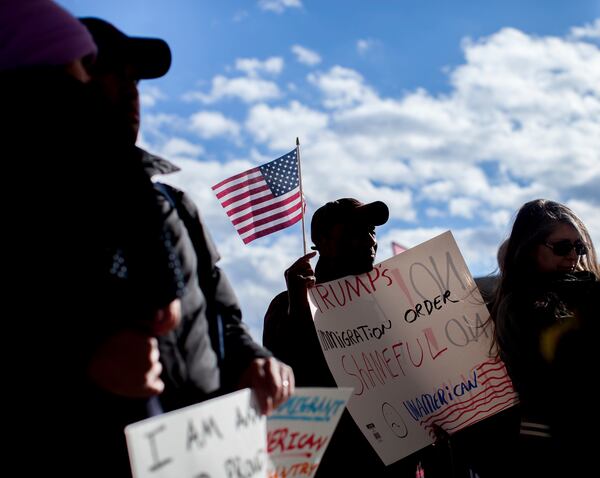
[543,239,588,257]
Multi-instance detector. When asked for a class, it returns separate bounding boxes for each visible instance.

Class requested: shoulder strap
[153,182,177,208]
[154,182,199,248]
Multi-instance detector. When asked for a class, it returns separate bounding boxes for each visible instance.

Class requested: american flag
[212,149,303,244]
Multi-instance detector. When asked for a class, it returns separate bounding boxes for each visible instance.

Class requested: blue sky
[60,0,600,340]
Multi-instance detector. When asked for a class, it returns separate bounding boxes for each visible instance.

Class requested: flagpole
[296,137,308,255]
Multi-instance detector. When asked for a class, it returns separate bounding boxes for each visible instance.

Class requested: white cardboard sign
[308,231,518,465]
[125,389,266,478]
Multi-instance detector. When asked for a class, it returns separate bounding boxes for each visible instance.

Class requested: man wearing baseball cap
[79,17,171,144]
[309,198,389,279]
[263,198,422,476]
[80,17,295,474]
[264,197,388,385]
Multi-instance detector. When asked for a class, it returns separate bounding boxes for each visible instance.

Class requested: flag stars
[260,151,299,197]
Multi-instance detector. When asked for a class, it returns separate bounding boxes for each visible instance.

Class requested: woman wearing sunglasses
[491,198,599,477]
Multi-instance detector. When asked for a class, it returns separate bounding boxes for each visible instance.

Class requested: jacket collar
[138,146,181,177]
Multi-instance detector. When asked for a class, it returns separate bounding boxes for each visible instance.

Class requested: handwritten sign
[308,231,518,465]
[125,389,266,478]
[267,387,352,478]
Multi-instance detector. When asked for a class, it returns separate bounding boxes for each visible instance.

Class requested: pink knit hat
[0,0,97,71]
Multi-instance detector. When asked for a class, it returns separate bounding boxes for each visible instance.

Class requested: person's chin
[349,259,374,276]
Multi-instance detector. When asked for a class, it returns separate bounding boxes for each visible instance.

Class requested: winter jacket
[142,150,272,412]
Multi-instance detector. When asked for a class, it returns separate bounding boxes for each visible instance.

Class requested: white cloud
[183,75,282,104]
[291,45,322,66]
[189,111,241,139]
[156,157,257,225]
[452,228,508,276]
[233,10,248,22]
[159,137,204,160]
[139,85,166,107]
[242,102,418,221]
[180,21,595,235]
[447,28,600,188]
[324,28,600,211]
[449,197,480,219]
[380,226,507,277]
[565,199,600,241]
[235,57,284,76]
[218,232,307,340]
[487,209,513,231]
[142,22,600,340]
[356,38,379,55]
[570,18,600,40]
[245,100,329,150]
[139,113,188,147]
[137,134,204,165]
[308,66,378,108]
[426,207,444,218]
[238,25,599,234]
[258,0,302,14]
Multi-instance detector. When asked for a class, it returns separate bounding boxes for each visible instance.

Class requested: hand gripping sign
[308,231,518,465]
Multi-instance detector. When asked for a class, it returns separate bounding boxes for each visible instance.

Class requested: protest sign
[126,387,351,478]
[308,231,518,465]
[267,387,352,478]
[125,389,266,478]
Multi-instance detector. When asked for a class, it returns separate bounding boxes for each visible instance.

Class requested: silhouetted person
[80,17,295,475]
[491,199,599,477]
[2,1,183,476]
[263,198,433,477]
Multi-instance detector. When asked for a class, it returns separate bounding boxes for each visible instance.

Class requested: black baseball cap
[311,198,389,248]
[80,17,171,79]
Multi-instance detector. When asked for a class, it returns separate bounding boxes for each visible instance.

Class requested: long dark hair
[490,199,599,355]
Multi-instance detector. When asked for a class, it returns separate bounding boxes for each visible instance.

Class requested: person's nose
[566,247,578,262]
